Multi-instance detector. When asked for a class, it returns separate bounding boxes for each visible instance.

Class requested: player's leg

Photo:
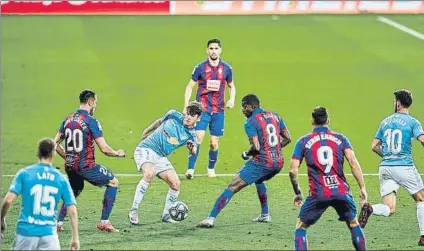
[157,167,181,223]
[207,112,225,178]
[12,235,39,250]
[252,168,281,223]
[294,219,310,251]
[57,169,85,231]
[37,234,60,250]
[129,147,156,224]
[186,112,210,179]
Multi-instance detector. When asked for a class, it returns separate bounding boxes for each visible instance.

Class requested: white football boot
[196,217,215,228]
[185,169,195,180]
[207,169,217,178]
[128,208,139,225]
[252,214,272,223]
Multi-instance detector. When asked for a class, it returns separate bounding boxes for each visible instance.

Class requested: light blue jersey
[375,113,424,166]
[139,110,199,157]
[8,163,76,237]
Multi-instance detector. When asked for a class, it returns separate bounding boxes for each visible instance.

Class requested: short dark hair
[37,138,55,159]
[242,94,260,107]
[79,89,96,104]
[312,106,328,126]
[207,39,221,48]
[186,101,204,116]
[394,89,412,108]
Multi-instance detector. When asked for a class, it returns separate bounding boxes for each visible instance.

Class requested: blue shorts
[195,112,225,136]
[298,194,357,225]
[67,164,115,188]
[238,160,281,185]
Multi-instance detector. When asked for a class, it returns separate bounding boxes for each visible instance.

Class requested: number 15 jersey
[58,109,103,171]
[375,113,424,167]
[292,127,353,198]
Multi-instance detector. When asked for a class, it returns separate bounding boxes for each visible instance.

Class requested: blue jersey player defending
[183,39,236,179]
[359,89,424,246]
[128,101,203,225]
[197,94,291,228]
[54,89,126,233]
[289,107,367,251]
[1,138,79,250]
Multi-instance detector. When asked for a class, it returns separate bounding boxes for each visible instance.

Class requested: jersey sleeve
[89,119,103,139]
[161,110,183,123]
[374,123,383,140]
[61,176,77,207]
[191,64,201,82]
[8,169,25,196]
[412,120,424,139]
[342,135,353,150]
[291,138,304,160]
[244,120,257,138]
[58,118,66,134]
[226,65,233,83]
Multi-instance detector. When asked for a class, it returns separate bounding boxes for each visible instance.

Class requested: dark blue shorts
[67,164,115,188]
[298,194,357,225]
[238,160,281,185]
[195,112,225,136]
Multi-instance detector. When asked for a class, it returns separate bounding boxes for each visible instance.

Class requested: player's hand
[359,187,368,206]
[226,99,235,109]
[186,140,195,151]
[116,149,126,158]
[241,151,250,160]
[293,193,303,207]
[70,237,80,250]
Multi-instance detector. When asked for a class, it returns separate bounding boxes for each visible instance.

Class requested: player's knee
[210,142,219,151]
[296,219,309,229]
[169,179,181,191]
[109,177,119,187]
[389,205,396,216]
[348,219,359,228]
[413,190,424,202]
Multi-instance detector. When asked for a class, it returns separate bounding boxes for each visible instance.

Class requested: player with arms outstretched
[289,107,367,251]
[197,94,291,228]
[359,89,424,246]
[1,138,79,250]
[184,38,236,179]
[128,101,203,225]
[55,89,126,233]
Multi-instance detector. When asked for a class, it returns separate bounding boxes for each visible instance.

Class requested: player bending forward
[289,107,367,251]
[1,138,79,250]
[197,94,291,228]
[128,101,203,224]
[359,89,424,246]
[55,89,126,233]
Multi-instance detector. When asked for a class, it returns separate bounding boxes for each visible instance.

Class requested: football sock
[101,186,117,220]
[350,225,366,251]
[188,146,200,170]
[132,179,150,209]
[294,228,308,251]
[255,182,269,215]
[416,202,424,236]
[209,189,234,218]
[208,149,218,169]
[163,188,180,216]
[372,204,390,216]
[58,188,83,222]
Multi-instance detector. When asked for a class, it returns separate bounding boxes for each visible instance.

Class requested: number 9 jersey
[292,127,353,198]
[58,109,103,171]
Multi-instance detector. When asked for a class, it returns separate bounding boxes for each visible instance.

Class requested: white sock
[163,188,180,216]
[372,204,391,216]
[132,179,150,209]
[100,220,109,224]
[416,202,424,236]
[57,221,63,226]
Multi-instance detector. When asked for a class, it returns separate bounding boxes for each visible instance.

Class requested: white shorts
[13,233,60,250]
[379,165,424,197]
[134,147,174,176]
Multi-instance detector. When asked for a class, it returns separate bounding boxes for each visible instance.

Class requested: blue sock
[350,225,366,251]
[294,228,308,251]
[256,183,269,215]
[101,186,117,220]
[188,145,200,170]
[208,149,219,169]
[209,188,233,218]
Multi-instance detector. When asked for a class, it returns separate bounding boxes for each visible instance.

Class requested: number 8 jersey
[292,127,352,198]
[375,113,424,167]
[58,109,103,171]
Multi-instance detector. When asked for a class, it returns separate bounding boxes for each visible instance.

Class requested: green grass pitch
[2,14,424,250]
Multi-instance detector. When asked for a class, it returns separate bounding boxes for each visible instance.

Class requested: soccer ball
[168,201,189,221]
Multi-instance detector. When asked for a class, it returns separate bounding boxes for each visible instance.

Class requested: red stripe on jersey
[326,136,349,195]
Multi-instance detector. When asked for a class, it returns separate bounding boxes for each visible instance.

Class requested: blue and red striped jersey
[58,109,103,171]
[191,59,233,114]
[292,127,352,198]
[244,108,287,168]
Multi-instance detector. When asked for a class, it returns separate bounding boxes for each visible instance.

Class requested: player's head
[37,138,56,161]
[79,89,97,116]
[184,101,203,127]
[393,89,413,113]
[241,94,260,118]
[311,106,330,127]
[206,39,222,61]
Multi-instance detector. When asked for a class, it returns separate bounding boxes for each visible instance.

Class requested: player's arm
[54,131,66,159]
[413,121,424,147]
[184,65,201,112]
[68,205,79,250]
[280,128,292,148]
[289,138,304,206]
[95,137,124,157]
[1,192,17,235]
[141,118,162,139]
[226,81,236,109]
[418,135,424,147]
[344,148,367,203]
[371,138,383,157]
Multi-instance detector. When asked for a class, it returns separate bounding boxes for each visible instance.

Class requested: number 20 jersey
[292,127,352,198]
[375,113,424,167]
[58,109,103,171]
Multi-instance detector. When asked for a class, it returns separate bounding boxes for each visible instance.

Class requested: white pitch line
[377,16,424,41]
